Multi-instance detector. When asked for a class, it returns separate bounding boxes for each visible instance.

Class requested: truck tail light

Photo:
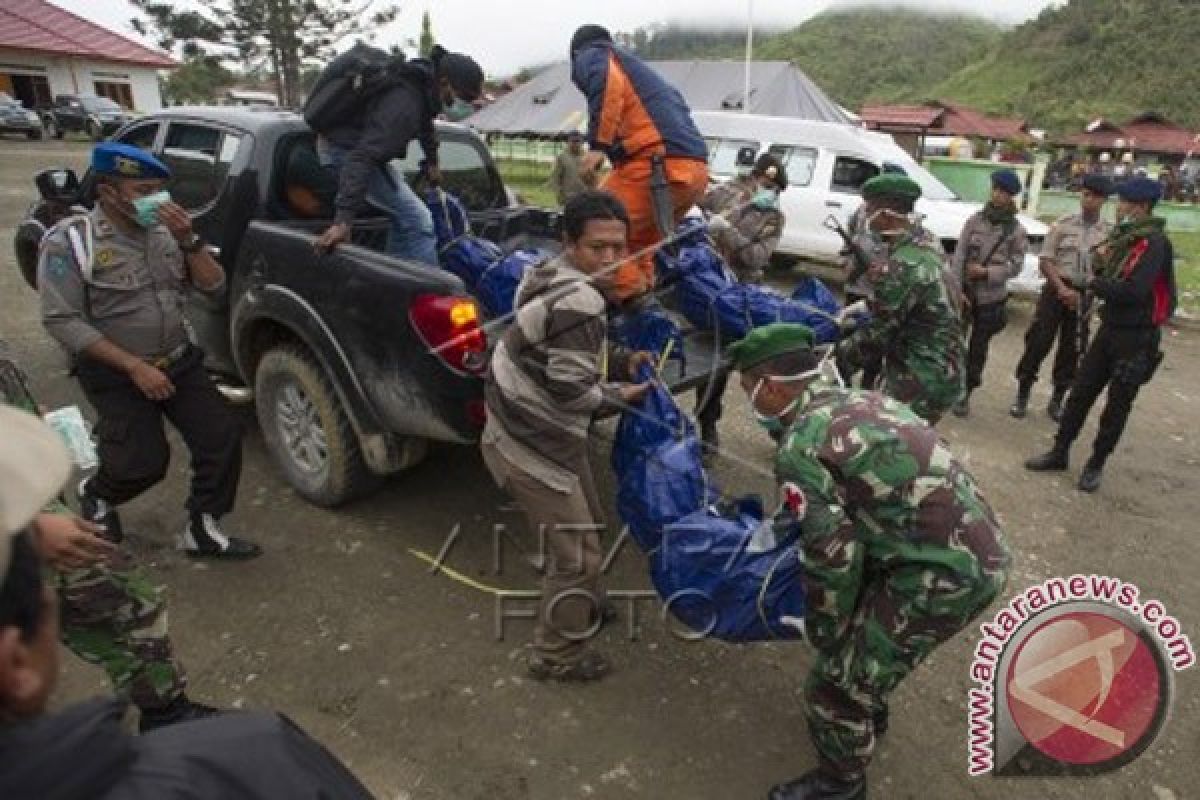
[410,294,488,375]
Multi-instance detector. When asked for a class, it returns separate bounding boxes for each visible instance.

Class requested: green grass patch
[1173,230,1199,316]
[495,157,558,209]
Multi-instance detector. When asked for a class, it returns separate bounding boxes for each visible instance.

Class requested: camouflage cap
[862,174,922,202]
[727,323,816,371]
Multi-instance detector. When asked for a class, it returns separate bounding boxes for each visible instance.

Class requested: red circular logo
[1005,610,1166,766]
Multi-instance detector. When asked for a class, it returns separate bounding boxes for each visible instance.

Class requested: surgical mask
[751,188,779,209]
[131,190,171,228]
[749,347,845,433]
[444,96,474,121]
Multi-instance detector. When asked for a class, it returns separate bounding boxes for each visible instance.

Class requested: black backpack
[303,43,406,131]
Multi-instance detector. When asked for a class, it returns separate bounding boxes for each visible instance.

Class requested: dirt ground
[1,138,1197,800]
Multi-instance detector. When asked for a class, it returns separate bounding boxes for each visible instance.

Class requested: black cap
[1080,173,1113,197]
[752,153,788,191]
[570,24,612,60]
[432,46,484,102]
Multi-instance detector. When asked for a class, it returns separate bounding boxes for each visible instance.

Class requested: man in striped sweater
[482,190,652,682]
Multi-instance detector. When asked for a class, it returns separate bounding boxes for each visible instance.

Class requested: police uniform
[1026,177,1177,492]
[38,142,259,559]
[1012,175,1112,418]
[951,169,1028,415]
[729,325,1010,800]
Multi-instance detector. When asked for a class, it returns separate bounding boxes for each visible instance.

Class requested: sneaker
[179,513,262,560]
[78,478,123,542]
[527,650,611,683]
[138,695,221,733]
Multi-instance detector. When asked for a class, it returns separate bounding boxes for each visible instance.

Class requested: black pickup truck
[15,107,718,507]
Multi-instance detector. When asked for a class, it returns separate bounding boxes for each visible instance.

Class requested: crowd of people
[0,20,1182,800]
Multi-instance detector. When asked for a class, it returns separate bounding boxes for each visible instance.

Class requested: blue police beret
[1080,173,1113,196]
[990,168,1021,195]
[1115,176,1162,204]
[92,142,170,180]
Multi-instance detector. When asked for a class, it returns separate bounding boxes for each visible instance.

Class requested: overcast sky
[54,0,1066,76]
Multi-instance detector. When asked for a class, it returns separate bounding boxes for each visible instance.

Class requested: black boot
[1009,384,1032,419]
[1078,458,1104,493]
[1025,447,1069,471]
[952,391,971,418]
[872,705,889,738]
[138,695,221,733]
[1046,387,1068,422]
[179,512,262,560]
[767,768,866,800]
[700,422,720,467]
[78,478,124,542]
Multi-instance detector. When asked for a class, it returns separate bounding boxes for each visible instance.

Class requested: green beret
[727,323,816,371]
[862,174,922,201]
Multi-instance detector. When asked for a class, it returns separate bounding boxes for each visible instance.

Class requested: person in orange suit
[570,24,709,302]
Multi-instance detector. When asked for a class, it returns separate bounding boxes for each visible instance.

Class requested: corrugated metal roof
[0,0,176,69]
[466,60,850,136]
[859,104,943,130]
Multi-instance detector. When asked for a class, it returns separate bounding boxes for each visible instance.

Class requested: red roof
[0,0,176,69]
[1062,114,1200,156]
[860,104,944,131]
[934,101,1027,141]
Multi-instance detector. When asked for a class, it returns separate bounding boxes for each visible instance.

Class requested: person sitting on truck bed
[311,43,484,264]
[282,139,337,219]
[569,24,709,302]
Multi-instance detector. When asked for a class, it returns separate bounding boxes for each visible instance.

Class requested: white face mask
[748,347,844,431]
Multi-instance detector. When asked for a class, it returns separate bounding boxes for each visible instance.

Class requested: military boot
[952,391,971,418]
[1046,386,1068,422]
[1025,447,1069,472]
[700,421,720,468]
[1078,458,1105,493]
[138,695,221,733]
[1009,384,1032,418]
[78,478,124,542]
[767,769,866,800]
[179,512,262,560]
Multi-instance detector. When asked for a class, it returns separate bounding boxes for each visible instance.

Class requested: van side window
[766,145,817,187]
[708,139,759,177]
[831,156,879,194]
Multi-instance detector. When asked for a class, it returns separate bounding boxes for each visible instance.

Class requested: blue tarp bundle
[610,305,686,375]
[476,248,546,318]
[423,188,471,250]
[652,496,807,641]
[440,235,504,293]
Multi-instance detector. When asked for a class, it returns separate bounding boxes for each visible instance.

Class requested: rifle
[824,214,873,284]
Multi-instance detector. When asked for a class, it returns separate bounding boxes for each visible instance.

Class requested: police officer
[952,168,1028,416]
[1011,174,1112,419]
[696,153,788,459]
[727,324,1010,800]
[39,142,260,559]
[1026,177,1177,492]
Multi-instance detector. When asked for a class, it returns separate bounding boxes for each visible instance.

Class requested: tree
[418,11,434,58]
[131,0,401,107]
[162,55,236,105]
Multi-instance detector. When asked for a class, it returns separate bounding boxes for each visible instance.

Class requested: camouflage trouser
[805,564,1004,781]
[56,547,186,711]
[882,363,964,425]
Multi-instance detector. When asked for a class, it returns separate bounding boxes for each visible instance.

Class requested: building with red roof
[859,100,1029,158]
[1061,113,1200,160]
[0,0,175,113]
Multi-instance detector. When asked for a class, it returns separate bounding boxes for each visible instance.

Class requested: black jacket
[1092,230,1177,329]
[0,697,375,800]
[320,58,442,226]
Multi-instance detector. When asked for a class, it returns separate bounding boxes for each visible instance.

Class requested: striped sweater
[484,255,630,486]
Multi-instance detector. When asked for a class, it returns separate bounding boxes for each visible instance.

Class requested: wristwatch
[180,233,205,254]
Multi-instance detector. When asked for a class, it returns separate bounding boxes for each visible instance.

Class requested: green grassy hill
[615,1,1200,133]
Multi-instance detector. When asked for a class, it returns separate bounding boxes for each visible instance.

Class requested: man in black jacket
[0,406,374,800]
[1025,177,1177,492]
[313,43,484,264]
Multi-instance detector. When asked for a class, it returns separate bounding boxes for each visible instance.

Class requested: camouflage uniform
[835,228,966,423]
[0,343,186,712]
[774,387,1010,781]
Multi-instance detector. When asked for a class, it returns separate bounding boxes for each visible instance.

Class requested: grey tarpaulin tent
[467,60,851,137]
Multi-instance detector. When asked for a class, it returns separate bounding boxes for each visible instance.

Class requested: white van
[692,111,1047,293]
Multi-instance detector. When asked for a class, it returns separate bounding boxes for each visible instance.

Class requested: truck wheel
[27,129,43,140]
[45,118,61,139]
[255,346,380,507]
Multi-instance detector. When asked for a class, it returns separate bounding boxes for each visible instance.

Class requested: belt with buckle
[146,343,190,370]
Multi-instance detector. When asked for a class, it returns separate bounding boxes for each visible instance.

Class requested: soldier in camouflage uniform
[728,323,1011,800]
[834,175,965,424]
[0,340,216,731]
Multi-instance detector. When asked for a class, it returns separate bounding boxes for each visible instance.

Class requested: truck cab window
[391,136,503,211]
[117,123,159,151]
[831,156,880,195]
[160,123,241,211]
[766,145,818,187]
